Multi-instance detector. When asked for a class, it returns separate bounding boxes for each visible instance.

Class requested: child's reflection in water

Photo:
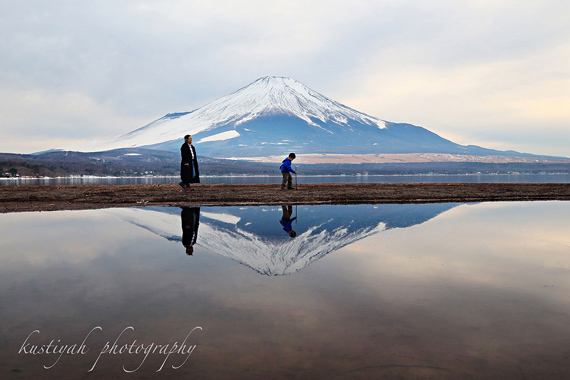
[280,205,297,238]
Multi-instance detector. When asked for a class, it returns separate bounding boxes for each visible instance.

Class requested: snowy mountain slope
[69,77,385,153]
[64,76,521,158]
[104,203,460,276]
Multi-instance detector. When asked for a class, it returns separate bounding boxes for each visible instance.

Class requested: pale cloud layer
[0,0,568,156]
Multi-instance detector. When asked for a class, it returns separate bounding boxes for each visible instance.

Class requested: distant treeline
[1,150,570,178]
[0,150,276,177]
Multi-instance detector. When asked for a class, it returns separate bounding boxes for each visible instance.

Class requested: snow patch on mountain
[201,211,240,224]
[197,130,240,143]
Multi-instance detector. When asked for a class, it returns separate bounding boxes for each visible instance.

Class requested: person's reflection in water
[181,207,200,255]
[280,205,297,238]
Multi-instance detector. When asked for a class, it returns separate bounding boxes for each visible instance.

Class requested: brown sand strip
[1,183,570,213]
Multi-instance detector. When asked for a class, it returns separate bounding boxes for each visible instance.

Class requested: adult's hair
[288,153,296,159]
[184,135,191,142]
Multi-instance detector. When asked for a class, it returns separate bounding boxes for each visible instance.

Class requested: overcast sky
[1,0,569,156]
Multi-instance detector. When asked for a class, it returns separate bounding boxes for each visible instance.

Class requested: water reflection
[111,203,460,275]
[181,207,200,256]
[279,205,297,238]
[2,202,570,379]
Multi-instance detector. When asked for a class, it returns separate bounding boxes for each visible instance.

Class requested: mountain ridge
[105,204,461,276]
[68,76,386,153]
[61,76,560,160]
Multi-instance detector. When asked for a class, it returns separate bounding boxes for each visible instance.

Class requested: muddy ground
[1,183,570,213]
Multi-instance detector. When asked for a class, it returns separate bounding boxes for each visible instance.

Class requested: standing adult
[180,134,200,190]
[279,153,297,190]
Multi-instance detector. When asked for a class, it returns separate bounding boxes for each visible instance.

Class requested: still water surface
[2,173,570,186]
[1,202,570,379]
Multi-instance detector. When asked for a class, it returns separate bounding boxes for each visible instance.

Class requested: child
[279,153,297,190]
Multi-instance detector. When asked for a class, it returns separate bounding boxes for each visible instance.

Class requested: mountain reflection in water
[108,203,460,275]
[3,202,570,379]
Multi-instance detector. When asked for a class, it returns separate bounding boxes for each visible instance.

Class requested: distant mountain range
[65,76,548,159]
[106,203,461,276]
[4,76,566,177]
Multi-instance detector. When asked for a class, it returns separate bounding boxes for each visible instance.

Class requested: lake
[1,201,570,379]
[2,173,570,186]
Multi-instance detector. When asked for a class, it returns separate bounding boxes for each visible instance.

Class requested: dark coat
[180,143,200,184]
[181,207,200,249]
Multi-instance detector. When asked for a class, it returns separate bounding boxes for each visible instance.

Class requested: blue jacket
[280,216,297,232]
[280,157,296,173]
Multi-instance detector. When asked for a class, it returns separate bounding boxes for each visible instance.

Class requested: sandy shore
[1,183,570,213]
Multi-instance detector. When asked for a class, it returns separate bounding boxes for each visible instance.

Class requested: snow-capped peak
[218,76,384,128]
[66,76,385,152]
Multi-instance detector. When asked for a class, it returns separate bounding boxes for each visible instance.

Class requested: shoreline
[2,171,570,179]
[2,183,570,213]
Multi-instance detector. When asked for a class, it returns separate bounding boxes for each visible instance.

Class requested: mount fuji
[68,76,517,158]
[105,203,461,276]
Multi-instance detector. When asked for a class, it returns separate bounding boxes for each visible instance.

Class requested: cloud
[0,0,569,155]
[0,86,149,152]
[340,39,570,155]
